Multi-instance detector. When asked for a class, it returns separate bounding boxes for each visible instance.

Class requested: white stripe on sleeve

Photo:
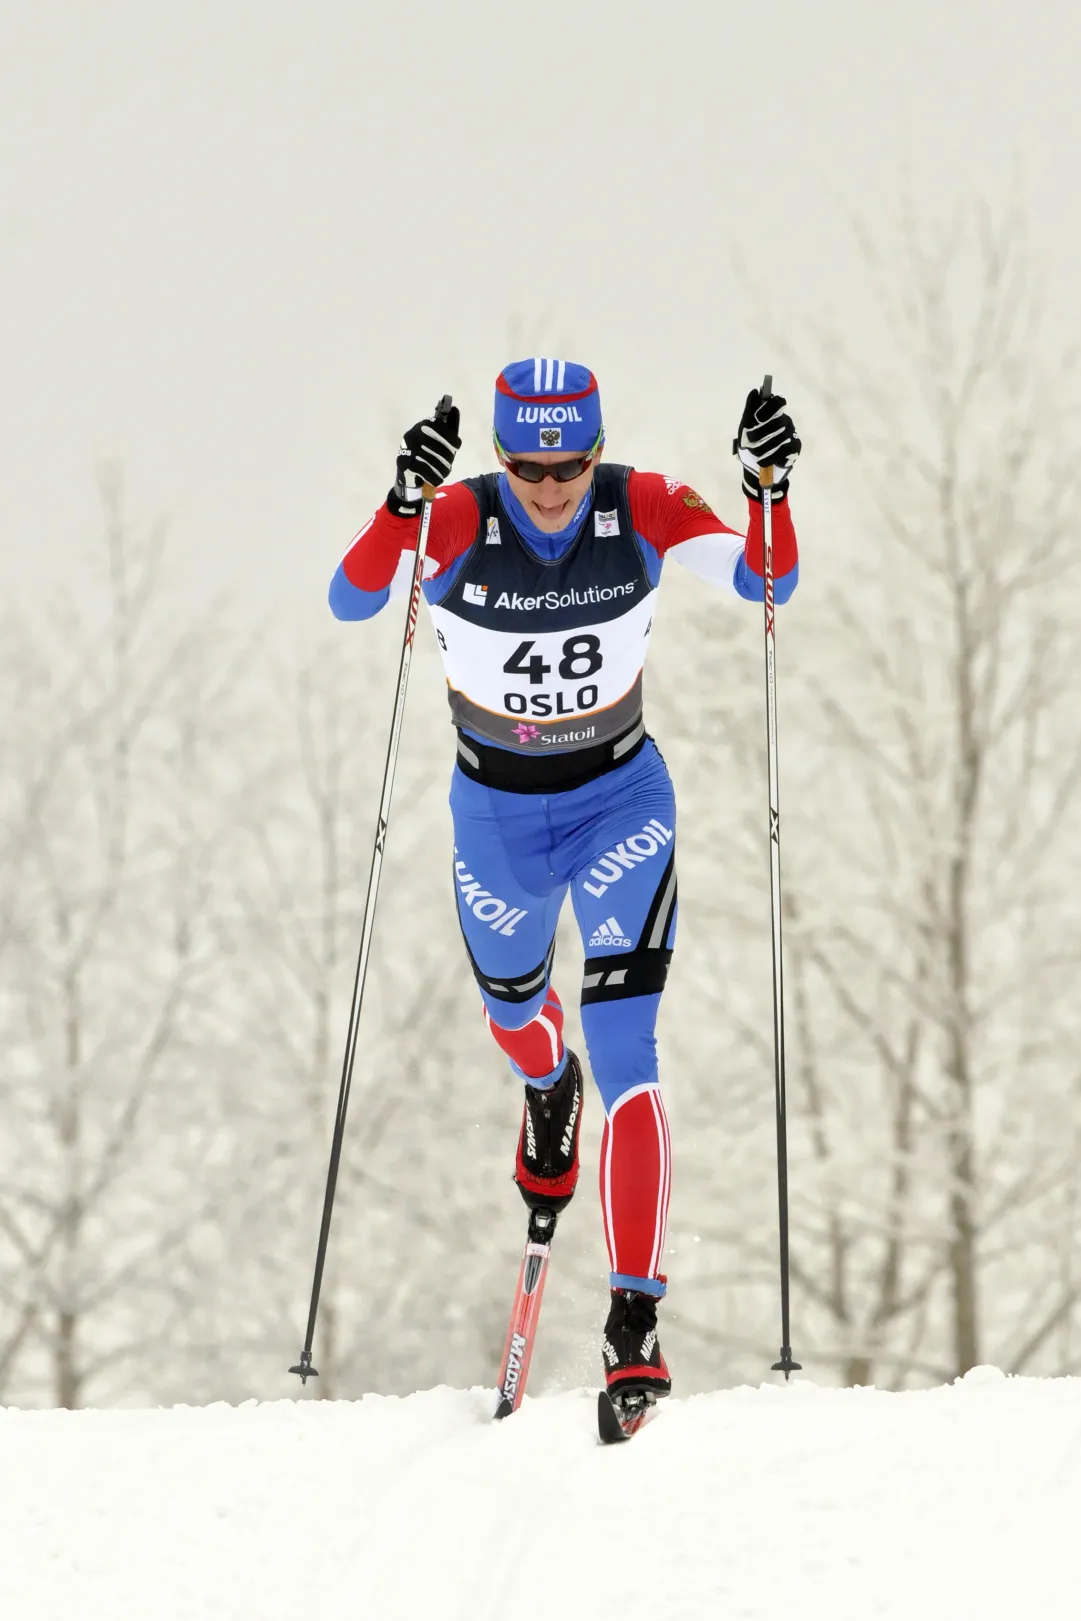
[387,548,440,600]
[668,530,747,594]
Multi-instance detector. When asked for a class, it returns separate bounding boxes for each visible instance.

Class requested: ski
[597,1388,657,1444]
[494,1206,558,1419]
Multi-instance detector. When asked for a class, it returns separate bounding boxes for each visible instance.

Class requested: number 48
[503,636,602,684]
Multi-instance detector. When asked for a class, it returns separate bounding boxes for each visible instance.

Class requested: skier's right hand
[387,403,462,517]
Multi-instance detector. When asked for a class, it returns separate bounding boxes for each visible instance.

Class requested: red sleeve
[627,470,740,554]
[628,469,797,578]
[340,483,480,591]
[742,497,798,579]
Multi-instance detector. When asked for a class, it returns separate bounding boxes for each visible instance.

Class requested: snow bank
[3,1370,1079,1620]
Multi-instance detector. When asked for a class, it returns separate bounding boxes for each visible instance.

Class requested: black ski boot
[602,1287,671,1400]
[514,1050,584,1214]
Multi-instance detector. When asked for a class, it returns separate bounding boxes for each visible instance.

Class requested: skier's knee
[463,936,556,1030]
[481,986,547,1030]
[581,944,672,1005]
[580,981,666,1114]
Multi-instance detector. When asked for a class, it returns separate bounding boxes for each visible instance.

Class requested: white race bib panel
[427,466,655,754]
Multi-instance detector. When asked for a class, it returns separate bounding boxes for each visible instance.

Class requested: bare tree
[0,470,247,1406]
[771,198,1081,1383]
[623,199,1081,1393]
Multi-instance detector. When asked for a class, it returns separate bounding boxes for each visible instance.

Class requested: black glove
[387,400,462,517]
[733,387,801,503]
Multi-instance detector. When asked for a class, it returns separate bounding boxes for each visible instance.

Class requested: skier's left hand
[734,387,801,503]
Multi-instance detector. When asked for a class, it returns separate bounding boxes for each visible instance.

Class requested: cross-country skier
[330,361,800,1403]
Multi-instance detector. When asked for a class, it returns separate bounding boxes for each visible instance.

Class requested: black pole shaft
[759,373,801,1380]
[290,398,452,1385]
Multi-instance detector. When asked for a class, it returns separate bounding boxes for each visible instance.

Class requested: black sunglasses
[499,448,599,484]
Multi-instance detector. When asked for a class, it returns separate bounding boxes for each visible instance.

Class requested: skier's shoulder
[432,478,482,521]
[589,461,632,503]
[627,469,735,551]
[427,478,483,567]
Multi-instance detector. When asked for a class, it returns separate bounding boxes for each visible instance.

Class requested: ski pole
[290,394,453,1385]
[758,374,801,1380]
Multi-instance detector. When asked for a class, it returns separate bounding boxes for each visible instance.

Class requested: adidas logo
[588,916,633,950]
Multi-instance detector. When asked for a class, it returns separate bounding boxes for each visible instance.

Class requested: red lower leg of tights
[600,1086,671,1285]
[486,989,565,1081]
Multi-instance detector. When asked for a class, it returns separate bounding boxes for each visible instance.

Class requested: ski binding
[597,1388,657,1444]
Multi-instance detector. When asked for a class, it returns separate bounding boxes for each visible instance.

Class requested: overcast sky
[2,0,1078,615]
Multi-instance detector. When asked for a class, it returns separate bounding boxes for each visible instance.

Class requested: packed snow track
[3,1370,1079,1619]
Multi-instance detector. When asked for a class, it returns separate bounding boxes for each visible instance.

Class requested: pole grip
[759,373,774,488]
[421,395,454,505]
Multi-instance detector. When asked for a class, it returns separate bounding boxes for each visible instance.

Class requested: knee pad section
[462,931,556,1006]
[581,849,677,1004]
[581,945,672,1004]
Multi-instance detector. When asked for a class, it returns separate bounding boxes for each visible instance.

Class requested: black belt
[454,718,647,794]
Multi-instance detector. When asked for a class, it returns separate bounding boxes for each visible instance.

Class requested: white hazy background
[3,1,1081,1407]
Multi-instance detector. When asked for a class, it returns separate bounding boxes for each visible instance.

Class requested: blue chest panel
[433,465,649,629]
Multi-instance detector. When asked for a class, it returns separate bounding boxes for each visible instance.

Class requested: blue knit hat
[493,358,603,455]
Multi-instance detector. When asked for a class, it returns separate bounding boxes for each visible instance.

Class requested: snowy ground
[3,1369,1079,1620]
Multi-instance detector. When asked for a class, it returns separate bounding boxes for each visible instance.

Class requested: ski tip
[493,1395,514,1422]
[597,1390,629,1445]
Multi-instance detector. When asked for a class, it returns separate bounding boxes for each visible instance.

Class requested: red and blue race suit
[331,464,798,1295]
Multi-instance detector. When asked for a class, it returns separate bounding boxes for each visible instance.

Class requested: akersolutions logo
[493,581,635,611]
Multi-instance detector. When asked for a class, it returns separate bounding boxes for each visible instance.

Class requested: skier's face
[498,445,604,532]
